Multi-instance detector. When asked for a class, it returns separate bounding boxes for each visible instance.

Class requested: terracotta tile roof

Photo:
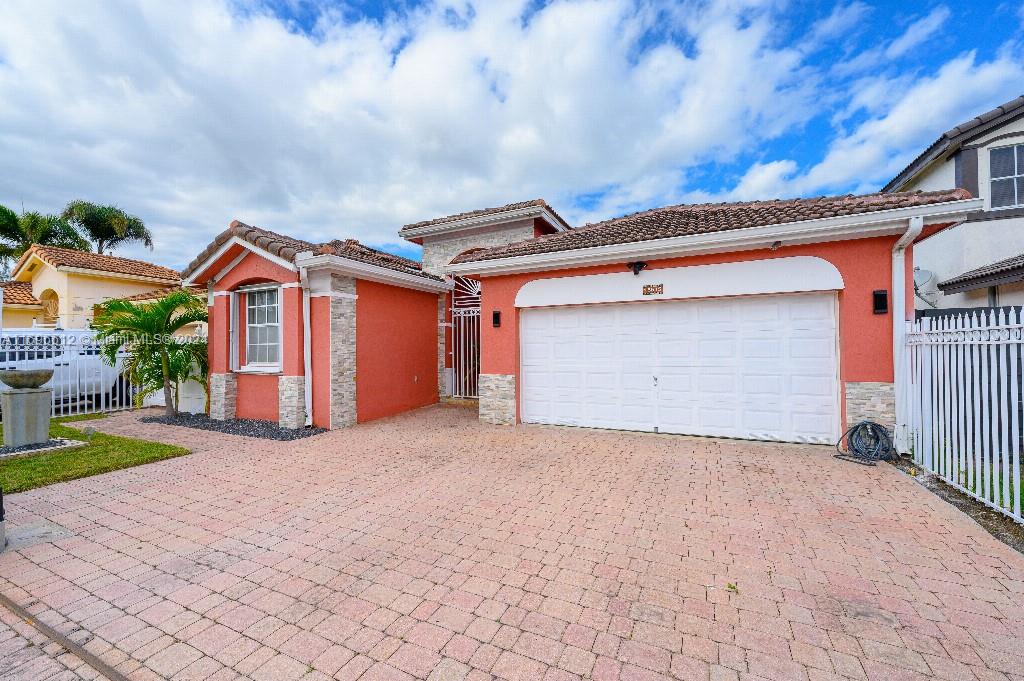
[182,220,442,283]
[181,220,316,280]
[883,94,1024,192]
[314,239,443,281]
[15,245,180,282]
[452,189,973,264]
[117,285,207,302]
[939,252,1024,293]
[0,281,41,306]
[400,199,571,232]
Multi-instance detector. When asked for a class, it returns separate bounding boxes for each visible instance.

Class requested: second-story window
[990,143,1024,208]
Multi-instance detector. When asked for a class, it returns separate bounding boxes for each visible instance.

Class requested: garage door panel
[520,293,838,443]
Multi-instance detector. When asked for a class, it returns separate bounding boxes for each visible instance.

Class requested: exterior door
[519,293,839,444]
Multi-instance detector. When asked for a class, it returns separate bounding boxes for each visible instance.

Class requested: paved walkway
[1,405,1023,681]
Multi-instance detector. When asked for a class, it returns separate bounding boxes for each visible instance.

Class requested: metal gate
[451,276,481,398]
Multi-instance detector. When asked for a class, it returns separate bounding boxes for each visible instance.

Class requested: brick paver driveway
[2,405,1024,681]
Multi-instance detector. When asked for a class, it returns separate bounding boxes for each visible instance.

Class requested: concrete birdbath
[0,369,54,448]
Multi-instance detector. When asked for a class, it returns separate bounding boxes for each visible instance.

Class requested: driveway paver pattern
[1,405,1023,681]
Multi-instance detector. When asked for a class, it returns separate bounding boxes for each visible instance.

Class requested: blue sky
[1,0,1022,268]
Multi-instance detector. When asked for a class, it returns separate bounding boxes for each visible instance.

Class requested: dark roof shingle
[15,245,180,282]
[939,252,1024,292]
[400,199,571,232]
[452,189,972,264]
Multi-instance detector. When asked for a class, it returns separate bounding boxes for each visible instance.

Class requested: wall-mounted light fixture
[492,310,501,327]
[627,261,648,275]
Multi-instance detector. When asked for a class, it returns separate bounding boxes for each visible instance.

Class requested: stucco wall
[2,308,40,328]
[477,236,912,426]
[60,274,173,328]
[914,218,1024,308]
[355,279,439,422]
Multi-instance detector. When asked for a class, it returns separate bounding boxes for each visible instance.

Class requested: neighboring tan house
[883,94,1024,309]
[185,189,980,444]
[0,245,181,329]
[116,285,209,337]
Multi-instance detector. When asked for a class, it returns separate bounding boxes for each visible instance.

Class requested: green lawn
[0,413,189,493]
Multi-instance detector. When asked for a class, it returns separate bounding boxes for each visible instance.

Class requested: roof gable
[11,245,180,283]
[183,220,443,286]
[398,199,571,240]
[883,95,1024,192]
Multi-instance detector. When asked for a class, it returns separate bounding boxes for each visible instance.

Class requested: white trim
[183,235,300,286]
[229,292,239,371]
[514,256,844,308]
[235,282,291,293]
[241,285,283,372]
[893,215,923,453]
[447,198,984,276]
[212,290,232,298]
[295,252,451,293]
[237,365,281,374]
[300,271,313,427]
[399,205,569,240]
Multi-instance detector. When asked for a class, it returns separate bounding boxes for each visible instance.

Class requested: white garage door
[520,293,839,444]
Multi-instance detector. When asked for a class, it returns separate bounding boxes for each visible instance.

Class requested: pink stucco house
[184,188,980,444]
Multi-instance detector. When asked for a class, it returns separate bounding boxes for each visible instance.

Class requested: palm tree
[0,203,92,274]
[92,290,208,418]
[61,200,154,254]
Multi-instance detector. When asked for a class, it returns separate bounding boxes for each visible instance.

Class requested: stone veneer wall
[479,374,516,425]
[209,373,237,421]
[437,294,447,396]
[845,381,895,429]
[419,219,536,276]
[330,275,357,428]
[278,375,305,429]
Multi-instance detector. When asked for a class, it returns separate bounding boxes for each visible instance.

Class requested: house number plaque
[642,284,664,296]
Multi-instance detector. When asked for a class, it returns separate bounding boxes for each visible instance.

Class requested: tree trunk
[160,346,176,418]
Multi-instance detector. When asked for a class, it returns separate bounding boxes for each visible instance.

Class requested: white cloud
[885,6,950,59]
[0,1,1020,271]
[722,50,1024,200]
[0,0,822,268]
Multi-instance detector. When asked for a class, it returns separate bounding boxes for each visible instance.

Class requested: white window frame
[989,142,1024,210]
[234,284,283,373]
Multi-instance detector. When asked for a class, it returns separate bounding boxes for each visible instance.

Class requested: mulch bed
[140,413,326,441]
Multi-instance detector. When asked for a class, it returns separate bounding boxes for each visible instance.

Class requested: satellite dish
[914,267,940,306]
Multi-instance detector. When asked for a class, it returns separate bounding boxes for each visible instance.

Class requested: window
[990,143,1024,208]
[245,288,280,366]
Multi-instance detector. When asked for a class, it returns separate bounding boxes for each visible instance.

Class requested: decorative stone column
[437,294,447,397]
[479,374,516,425]
[278,375,305,429]
[845,381,895,430]
[1,388,51,447]
[209,372,237,421]
[330,275,357,428]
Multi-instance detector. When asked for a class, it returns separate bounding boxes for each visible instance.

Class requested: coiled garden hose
[834,421,894,465]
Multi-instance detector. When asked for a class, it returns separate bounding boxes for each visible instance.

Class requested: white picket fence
[0,331,142,417]
[905,309,1023,524]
